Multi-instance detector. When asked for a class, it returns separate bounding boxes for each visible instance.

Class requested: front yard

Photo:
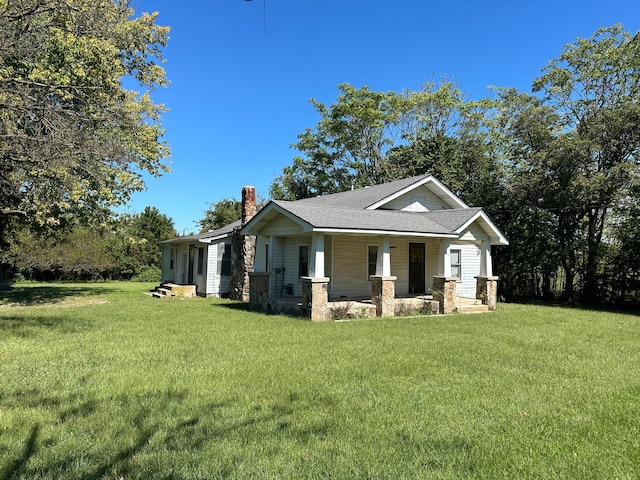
[0,282,638,479]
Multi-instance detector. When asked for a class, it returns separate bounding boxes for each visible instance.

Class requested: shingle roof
[160,219,241,244]
[273,201,482,235]
[296,174,433,209]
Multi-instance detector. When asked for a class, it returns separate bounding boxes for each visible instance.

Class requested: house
[158,186,258,299]
[158,220,239,297]
[240,174,508,319]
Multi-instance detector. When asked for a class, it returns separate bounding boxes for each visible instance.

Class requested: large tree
[270,80,494,201]
[530,24,640,301]
[0,0,170,244]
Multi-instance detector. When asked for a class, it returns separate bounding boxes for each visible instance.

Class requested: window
[221,243,232,276]
[368,245,378,278]
[298,245,309,278]
[197,247,204,275]
[450,249,462,279]
[170,248,174,269]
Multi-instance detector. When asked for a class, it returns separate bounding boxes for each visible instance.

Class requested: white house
[240,174,508,319]
[159,220,239,297]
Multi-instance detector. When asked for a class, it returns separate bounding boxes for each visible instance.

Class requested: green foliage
[271,25,640,306]
[0,283,638,478]
[11,206,175,281]
[0,0,171,276]
[270,80,493,200]
[198,197,242,232]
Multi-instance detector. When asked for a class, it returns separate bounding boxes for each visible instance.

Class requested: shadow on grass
[0,315,92,337]
[0,424,39,480]
[0,284,118,307]
[0,387,330,479]
[503,297,640,317]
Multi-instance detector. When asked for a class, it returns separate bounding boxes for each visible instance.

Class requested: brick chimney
[230,186,257,301]
[241,185,256,225]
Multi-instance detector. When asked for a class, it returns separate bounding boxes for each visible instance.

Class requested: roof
[272,201,482,236]
[296,174,468,210]
[296,175,433,209]
[160,219,241,245]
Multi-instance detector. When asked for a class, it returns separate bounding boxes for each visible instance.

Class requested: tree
[270,80,493,201]
[531,24,640,301]
[198,197,242,232]
[0,0,170,280]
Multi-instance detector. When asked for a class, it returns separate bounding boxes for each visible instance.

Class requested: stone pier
[475,276,499,311]
[248,272,270,311]
[433,276,458,314]
[301,277,330,321]
[371,275,396,317]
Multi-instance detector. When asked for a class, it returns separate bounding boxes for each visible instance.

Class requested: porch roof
[242,201,487,239]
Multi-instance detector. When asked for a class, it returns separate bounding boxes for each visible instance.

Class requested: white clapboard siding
[382,185,450,211]
[454,242,481,297]
[206,243,218,296]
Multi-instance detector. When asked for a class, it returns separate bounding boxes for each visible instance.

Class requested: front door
[409,243,425,293]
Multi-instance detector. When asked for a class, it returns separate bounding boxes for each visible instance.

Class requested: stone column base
[301,277,330,321]
[475,276,499,311]
[433,276,458,314]
[370,275,397,317]
[248,272,270,310]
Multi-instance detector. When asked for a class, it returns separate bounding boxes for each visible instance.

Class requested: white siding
[453,242,481,297]
[260,215,304,236]
[161,246,175,283]
[459,222,489,242]
[382,185,451,211]
[207,243,218,296]
[269,236,285,297]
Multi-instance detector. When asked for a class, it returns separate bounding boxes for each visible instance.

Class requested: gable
[379,184,453,212]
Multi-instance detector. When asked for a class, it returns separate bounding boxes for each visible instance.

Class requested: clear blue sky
[127,0,640,234]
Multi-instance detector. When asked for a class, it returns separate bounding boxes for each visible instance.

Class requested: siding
[382,185,450,211]
[453,242,481,297]
[161,246,175,282]
[206,243,218,296]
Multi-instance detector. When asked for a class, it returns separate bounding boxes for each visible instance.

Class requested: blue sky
[128,0,640,234]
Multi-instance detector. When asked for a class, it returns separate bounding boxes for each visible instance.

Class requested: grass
[0,282,638,479]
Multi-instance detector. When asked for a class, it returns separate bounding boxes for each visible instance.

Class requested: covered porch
[249,232,500,320]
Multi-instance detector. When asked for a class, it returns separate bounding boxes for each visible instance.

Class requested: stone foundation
[475,276,499,311]
[433,276,458,314]
[371,275,396,317]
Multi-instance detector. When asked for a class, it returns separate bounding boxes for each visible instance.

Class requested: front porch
[249,272,496,320]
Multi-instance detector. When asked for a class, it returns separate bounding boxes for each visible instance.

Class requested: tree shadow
[1,424,39,480]
[0,284,118,307]
[0,387,328,478]
[504,297,640,317]
[0,315,93,337]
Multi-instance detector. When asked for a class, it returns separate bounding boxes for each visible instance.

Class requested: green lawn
[0,282,638,479]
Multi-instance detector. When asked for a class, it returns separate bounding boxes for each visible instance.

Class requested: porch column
[376,236,391,276]
[438,240,451,276]
[475,276,499,311]
[371,276,396,317]
[309,232,325,278]
[301,276,330,321]
[433,276,457,314]
[479,240,492,277]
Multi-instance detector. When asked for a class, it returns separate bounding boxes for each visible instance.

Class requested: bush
[131,265,161,282]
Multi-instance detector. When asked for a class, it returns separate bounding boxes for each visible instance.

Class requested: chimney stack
[241,185,256,225]
[230,185,257,302]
